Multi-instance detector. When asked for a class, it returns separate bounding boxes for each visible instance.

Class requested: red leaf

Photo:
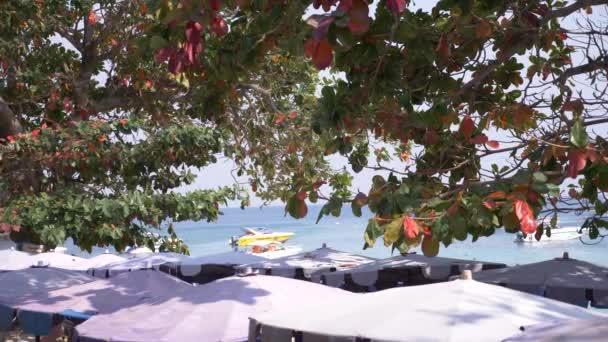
[63,97,73,113]
[567,148,587,178]
[88,10,97,25]
[168,50,185,74]
[6,135,14,143]
[275,114,286,124]
[288,112,298,119]
[470,134,488,145]
[119,119,128,125]
[211,17,228,36]
[562,99,583,112]
[347,0,370,35]
[447,202,459,216]
[154,47,175,64]
[424,130,439,145]
[514,199,536,234]
[403,216,419,239]
[11,225,20,232]
[558,32,567,41]
[436,34,451,62]
[337,0,352,12]
[41,123,48,129]
[296,191,308,201]
[31,129,40,137]
[386,0,407,14]
[587,144,599,163]
[486,140,500,149]
[459,115,475,138]
[304,39,333,70]
[0,223,10,233]
[98,135,108,143]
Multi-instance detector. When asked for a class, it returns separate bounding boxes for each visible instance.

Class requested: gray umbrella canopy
[502,318,608,342]
[160,251,269,284]
[251,277,607,342]
[74,275,354,342]
[322,254,506,291]
[475,252,608,307]
[238,246,376,281]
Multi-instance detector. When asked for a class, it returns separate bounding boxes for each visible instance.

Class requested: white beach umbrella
[30,252,90,271]
[74,275,354,342]
[0,249,32,271]
[322,253,506,291]
[85,253,126,269]
[475,252,608,307]
[239,245,376,281]
[251,273,607,342]
[89,252,186,278]
[502,318,608,342]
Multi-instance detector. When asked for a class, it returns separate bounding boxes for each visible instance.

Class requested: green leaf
[383,217,403,247]
[532,172,548,183]
[351,201,362,217]
[570,118,588,148]
[363,219,382,248]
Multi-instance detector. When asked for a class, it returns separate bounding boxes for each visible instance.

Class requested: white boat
[243,241,302,259]
[514,219,585,243]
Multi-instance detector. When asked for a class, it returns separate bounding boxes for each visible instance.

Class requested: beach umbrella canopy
[251,275,607,342]
[74,275,354,342]
[474,252,608,307]
[30,252,90,271]
[85,253,127,269]
[322,253,506,292]
[88,252,187,278]
[0,268,95,332]
[1,270,189,337]
[0,249,32,271]
[160,251,269,284]
[238,245,376,281]
[502,318,608,342]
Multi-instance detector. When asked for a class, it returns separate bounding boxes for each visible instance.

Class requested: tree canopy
[1,0,608,255]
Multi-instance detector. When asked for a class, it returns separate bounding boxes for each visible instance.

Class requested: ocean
[3,205,606,266]
[176,205,607,266]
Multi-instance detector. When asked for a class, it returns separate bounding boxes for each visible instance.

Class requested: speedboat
[244,241,302,259]
[514,218,585,243]
[229,227,294,247]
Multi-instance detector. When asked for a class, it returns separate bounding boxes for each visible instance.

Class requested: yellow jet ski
[230,227,294,247]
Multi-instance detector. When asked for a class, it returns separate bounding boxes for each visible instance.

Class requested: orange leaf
[514,199,536,234]
[459,115,475,138]
[483,200,496,210]
[486,140,500,149]
[296,191,307,201]
[475,19,492,39]
[567,148,587,178]
[88,10,97,25]
[403,216,419,239]
[487,191,506,199]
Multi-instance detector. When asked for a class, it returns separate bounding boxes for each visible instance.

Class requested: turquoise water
[7,204,605,266]
[176,205,608,267]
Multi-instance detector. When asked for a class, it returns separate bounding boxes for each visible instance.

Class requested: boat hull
[237,233,294,247]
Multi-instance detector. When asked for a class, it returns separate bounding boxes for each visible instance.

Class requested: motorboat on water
[229,227,294,247]
[242,240,302,259]
[514,218,585,243]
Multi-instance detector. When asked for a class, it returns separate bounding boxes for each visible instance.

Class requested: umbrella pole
[460,270,473,280]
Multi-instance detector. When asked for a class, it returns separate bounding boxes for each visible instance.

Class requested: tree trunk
[0,96,21,139]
